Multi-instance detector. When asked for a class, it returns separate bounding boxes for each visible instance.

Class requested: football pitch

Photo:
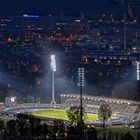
[31,109,98,122]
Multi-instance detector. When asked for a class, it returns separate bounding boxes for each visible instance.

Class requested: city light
[23,14,39,18]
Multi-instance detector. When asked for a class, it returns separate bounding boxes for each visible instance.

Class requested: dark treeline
[0,113,139,140]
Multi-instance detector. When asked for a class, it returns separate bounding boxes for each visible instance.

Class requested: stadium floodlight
[50,55,56,72]
[77,67,85,126]
[78,68,85,87]
[136,61,140,81]
[50,55,57,106]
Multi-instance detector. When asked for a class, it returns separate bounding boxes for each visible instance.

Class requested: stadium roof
[61,94,140,105]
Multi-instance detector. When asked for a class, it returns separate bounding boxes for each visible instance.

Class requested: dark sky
[0,0,139,17]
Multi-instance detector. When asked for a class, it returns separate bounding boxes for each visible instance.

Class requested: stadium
[2,94,140,128]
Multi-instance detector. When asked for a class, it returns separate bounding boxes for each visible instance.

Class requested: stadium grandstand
[60,94,140,115]
[1,94,140,126]
[60,94,140,125]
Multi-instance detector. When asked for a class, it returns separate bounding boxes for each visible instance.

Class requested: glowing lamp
[137,61,140,81]
[50,55,56,72]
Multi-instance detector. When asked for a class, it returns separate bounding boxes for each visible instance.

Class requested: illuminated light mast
[136,61,140,81]
[78,67,85,126]
[50,55,57,106]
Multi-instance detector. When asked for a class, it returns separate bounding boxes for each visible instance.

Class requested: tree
[137,132,140,140]
[87,127,98,140]
[42,123,48,140]
[108,131,112,140]
[0,119,4,136]
[98,104,112,127]
[49,120,65,139]
[122,132,135,140]
[7,120,17,136]
[66,106,87,126]
[16,118,29,136]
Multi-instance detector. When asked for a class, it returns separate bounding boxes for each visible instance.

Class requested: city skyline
[0,0,139,18]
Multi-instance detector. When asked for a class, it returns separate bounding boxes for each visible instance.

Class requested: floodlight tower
[136,61,140,81]
[136,61,140,94]
[78,67,85,125]
[50,55,57,106]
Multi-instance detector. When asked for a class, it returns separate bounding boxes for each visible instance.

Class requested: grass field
[31,109,98,122]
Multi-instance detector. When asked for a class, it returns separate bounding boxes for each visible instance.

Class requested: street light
[50,55,57,106]
[78,67,85,125]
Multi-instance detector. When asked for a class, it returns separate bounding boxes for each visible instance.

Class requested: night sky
[0,0,139,17]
